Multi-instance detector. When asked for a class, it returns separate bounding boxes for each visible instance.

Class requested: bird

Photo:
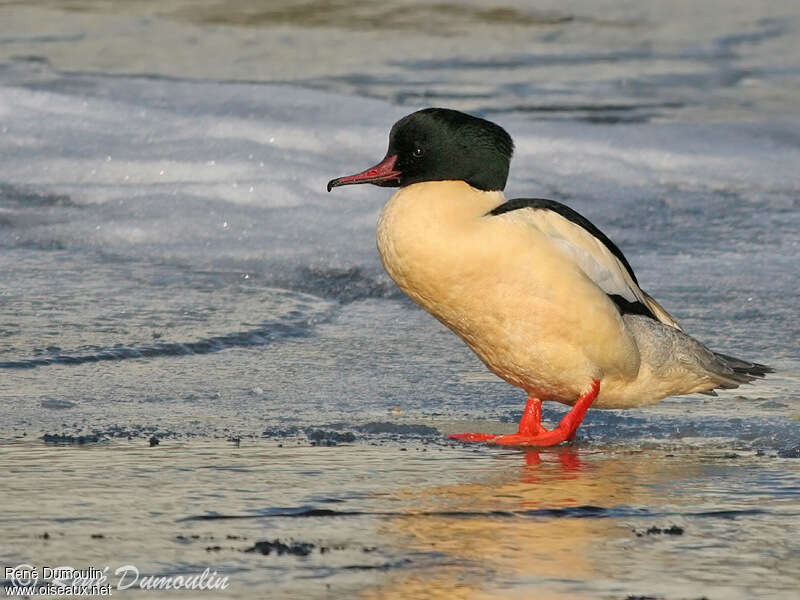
[327,108,770,447]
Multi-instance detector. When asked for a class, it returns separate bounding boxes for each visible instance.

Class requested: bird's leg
[517,396,548,435]
[491,380,599,446]
[449,396,546,442]
[449,380,600,447]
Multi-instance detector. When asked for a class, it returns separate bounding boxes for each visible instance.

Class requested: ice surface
[0,59,798,445]
[1,12,799,597]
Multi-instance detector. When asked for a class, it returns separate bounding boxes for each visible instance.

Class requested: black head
[327,108,514,192]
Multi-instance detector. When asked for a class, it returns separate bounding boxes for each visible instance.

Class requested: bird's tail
[623,314,772,397]
[695,352,771,395]
[711,352,772,384]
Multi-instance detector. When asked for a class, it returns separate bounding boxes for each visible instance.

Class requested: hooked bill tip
[327,155,400,193]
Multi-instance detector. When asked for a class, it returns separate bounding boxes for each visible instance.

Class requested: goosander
[327,108,770,447]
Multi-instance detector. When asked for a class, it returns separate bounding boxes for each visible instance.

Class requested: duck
[327,108,770,446]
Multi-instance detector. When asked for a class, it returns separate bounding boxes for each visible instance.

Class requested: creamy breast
[376,180,641,403]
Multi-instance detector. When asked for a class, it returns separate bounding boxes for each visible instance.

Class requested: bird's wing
[641,291,681,330]
[488,198,681,329]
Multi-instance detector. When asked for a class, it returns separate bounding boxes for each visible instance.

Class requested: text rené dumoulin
[4,565,230,593]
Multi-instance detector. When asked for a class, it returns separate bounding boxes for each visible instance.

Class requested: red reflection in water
[520,447,586,485]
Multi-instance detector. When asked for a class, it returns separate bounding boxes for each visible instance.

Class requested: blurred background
[2,0,799,122]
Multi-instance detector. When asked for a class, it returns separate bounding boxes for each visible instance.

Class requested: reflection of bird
[328,108,770,446]
[360,448,676,600]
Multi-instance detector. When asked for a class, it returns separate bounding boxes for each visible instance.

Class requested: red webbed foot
[449,381,600,448]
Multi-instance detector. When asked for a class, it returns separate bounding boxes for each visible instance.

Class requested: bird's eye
[412,146,424,158]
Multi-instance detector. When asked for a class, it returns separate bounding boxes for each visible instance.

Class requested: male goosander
[327,108,770,447]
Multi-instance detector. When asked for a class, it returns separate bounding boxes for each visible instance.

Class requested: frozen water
[0,2,799,599]
[0,60,797,412]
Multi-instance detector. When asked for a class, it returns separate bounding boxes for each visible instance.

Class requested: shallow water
[1,1,799,598]
[3,441,800,599]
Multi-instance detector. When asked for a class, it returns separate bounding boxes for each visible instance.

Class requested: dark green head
[327,108,514,193]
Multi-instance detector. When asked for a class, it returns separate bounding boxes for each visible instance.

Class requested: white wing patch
[497,207,681,330]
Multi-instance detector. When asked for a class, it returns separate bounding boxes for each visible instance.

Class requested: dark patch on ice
[634,525,684,537]
[0,183,75,207]
[759,400,788,409]
[41,425,179,443]
[340,559,412,571]
[393,89,496,104]
[183,504,773,522]
[188,3,577,30]
[42,433,100,444]
[715,19,786,50]
[285,265,403,303]
[97,424,174,440]
[1,33,86,44]
[777,445,800,458]
[148,436,160,447]
[395,50,651,71]
[687,509,768,520]
[0,315,317,370]
[354,422,440,437]
[241,538,388,564]
[481,101,683,122]
[307,429,356,446]
[262,423,439,442]
[7,54,51,64]
[244,539,315,557]
[184,507,355,521]
[40,399,77,409]
[262,426,302,438]
[582,114,654,125]
[13,239,70,251]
